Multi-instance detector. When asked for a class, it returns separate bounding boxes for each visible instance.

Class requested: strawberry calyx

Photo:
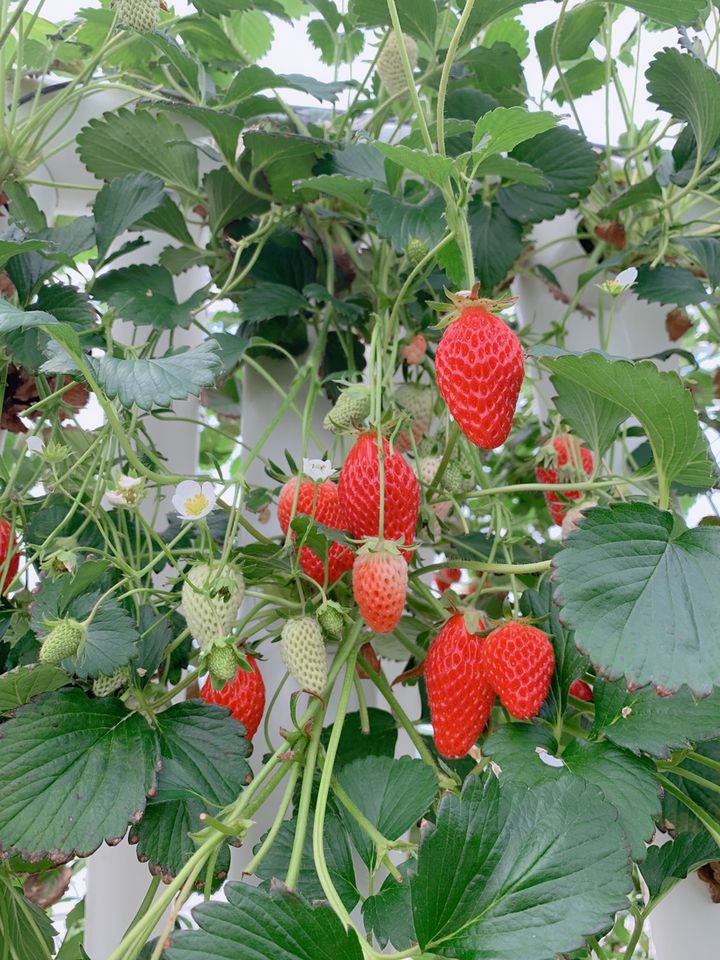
[431,287,519,330]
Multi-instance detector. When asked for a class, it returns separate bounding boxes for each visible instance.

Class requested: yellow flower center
[183,493,210,516]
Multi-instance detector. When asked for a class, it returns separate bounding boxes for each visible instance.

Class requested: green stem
[358,654,450,787]
[436,0,476,156]
[621,907,646,960]
[285,710,325,890]
[312,643,359,927]
[243,763,301,876]
[329,771,404,881]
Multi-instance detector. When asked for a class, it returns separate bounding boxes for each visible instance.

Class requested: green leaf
[168,105,244,167]
[252,813,358,910]
[368,191,446,254]
[362,861,415,950]
[93,173,166,260]
[235,282,308,325]
[336,756,436,869]
[134,194,194,245]
[0,239,47,271]
[87,340,222,411]
[600,174,662,217]
[677,237,720,288]
[520,580,589,720]
[473,155,547,186]
[483,16,529,61]
[0,299,57,332]
[0,690,157,860]
[411,776,631,958]
[0,665,69,713]
[547,369,627,457]
[553,503,720,696]
[497,126,599,223]
[471,106,558,153]
[321,708,398,767]
[0,866,56,960]
[459,43,525,107]
[536,349,716,493]
[551,57,607,104]
[348,0,436,46]
[618,0,707,25]
[204,168,268,233]
[294,174,371,207]
[467,200,521,289]
[633,263,708,306]
[591,678,720,758]
[165,883,364,960]
[647,48,720,160]
[662,741,720,835]
[243,130,330,200]
[326,142,388,188]
[129,701,251,878]
[484,724,660,860]
[535,4,605,76]
[76,108,199,199]
[373,143,454,189]
[91,264,205,329]
[34,284,95,329]
[72,599,139,679]
[641,832,720,904]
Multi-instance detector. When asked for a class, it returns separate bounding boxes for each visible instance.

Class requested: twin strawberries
[425,615,555,759]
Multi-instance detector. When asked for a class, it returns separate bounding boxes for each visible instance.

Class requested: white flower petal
[303,458,333,482]
[117,474,143,490]
[535,746,565,768]
[616,266,638,289]
[174,479,201,500]
[26,436,45,453]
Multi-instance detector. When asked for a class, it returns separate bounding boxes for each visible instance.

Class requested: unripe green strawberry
[317,601,344,638]
[92,665,129,698]
[115,0,160,32]
[395,384,433,453]
[280,617,327,694]
[377,32,418,97]
[406,238,428,265]
[444,459,475,494]
[181,562,245,651]
[206,643,239,683]
[323,386,371,434]
[39,619,86,663]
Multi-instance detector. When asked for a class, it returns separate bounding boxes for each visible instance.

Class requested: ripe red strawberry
[425,614,495,758]
[200,655,266,740]
[352,542,407,634]
[535,434,594,526]
[277,476,353,584]
[435,303,524,449]
[0,519,19,593]
[434,567,461,593]
[338,433,419,554]
[482,622,554,720]
[569,678,593,702]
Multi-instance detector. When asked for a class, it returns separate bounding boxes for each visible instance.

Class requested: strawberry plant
[1,1,720,959]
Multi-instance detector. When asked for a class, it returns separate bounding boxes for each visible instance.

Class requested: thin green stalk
[243,763,300,876]
[436,0,476,156]
[285,707,325,890]
[358,653,450,787]
[312,646,360,927]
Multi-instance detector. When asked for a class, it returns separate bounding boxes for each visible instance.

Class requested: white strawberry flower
[302,458,334,482]
[103,474,145,510]
[598,266,638,298]
[26,436,45,454]
[172,479,216,520]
